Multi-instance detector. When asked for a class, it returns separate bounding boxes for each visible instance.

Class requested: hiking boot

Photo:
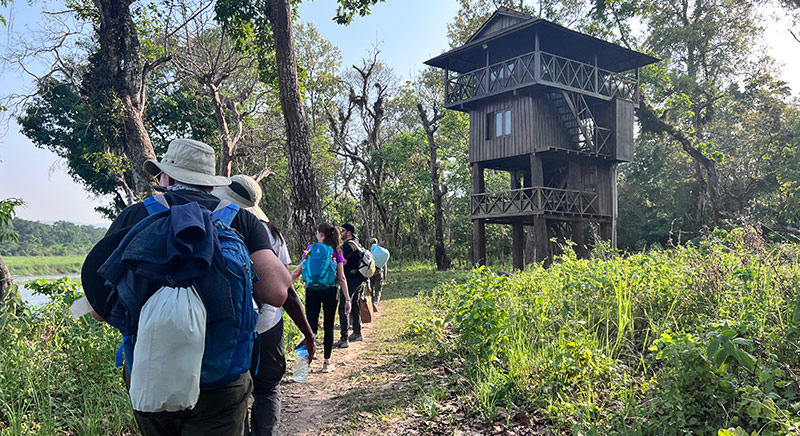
[334,338,349,348]
[322,362,335,373]
[349,333,363,342]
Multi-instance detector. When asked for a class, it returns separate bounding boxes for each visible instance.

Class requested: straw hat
[143,138,230,187]
[212,174,269,223]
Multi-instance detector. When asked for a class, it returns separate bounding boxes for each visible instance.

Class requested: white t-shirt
[255,224,292,334]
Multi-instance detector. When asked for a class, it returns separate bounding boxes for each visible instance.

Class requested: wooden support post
[534,30,541,81]
[572,221,587,258]
[532,216,549,264]
[530,154,543,186]
[473,219,486,266]
[472,162,486,266]
[444,69,449,104]
[512,220,525,271]
[611,163,618,249]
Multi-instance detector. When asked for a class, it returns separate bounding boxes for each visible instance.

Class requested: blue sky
[0,0,797,226]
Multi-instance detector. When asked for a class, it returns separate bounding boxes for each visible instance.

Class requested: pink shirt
[303,244,345,264]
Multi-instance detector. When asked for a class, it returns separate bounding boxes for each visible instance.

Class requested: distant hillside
[0,218,107,256]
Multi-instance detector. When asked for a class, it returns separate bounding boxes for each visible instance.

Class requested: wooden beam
[611,163,618,249]
[572,221,588,258]
[473,219,486,266]
[534,30,541,81]
[531,216,549,265]
[472,162,486,266]
[444,69,449,104]
[512,220,525,271]
[530,154,543,187]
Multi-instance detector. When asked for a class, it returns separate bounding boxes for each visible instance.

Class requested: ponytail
[317,222,340,251]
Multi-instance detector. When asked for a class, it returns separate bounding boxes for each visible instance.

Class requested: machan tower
[425,8,658,268]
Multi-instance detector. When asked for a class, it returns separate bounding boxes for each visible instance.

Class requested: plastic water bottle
[293,345,309,382]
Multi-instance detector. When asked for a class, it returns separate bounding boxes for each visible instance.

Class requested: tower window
[487,109,511,138]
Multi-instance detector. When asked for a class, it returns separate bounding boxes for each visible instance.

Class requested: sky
[0,0,798,226]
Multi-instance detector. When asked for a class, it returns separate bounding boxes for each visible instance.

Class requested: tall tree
[215,0,383,243]
[82,0,170,194]
[170,12,270,177]
[326,52,397,241]
[415,68,451,270]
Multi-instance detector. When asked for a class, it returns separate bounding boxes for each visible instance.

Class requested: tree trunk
[417,103,451,270]
[88,0,157,196]
[268,0,321,242]
[0,254,11,307]
[209,86,235,177]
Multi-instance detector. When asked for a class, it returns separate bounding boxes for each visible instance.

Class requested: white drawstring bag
[129,285,207,413]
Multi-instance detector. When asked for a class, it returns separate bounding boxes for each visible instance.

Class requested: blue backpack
[302,243,337,290]
[117,194,258,390]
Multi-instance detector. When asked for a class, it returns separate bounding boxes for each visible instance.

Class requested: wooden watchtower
[425,8,658,269]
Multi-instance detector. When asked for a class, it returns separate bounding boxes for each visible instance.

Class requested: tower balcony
[470,186,610,222]
[445,50,638,110]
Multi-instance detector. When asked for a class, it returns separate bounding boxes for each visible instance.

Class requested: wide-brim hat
[81,225,133,315]
[143,138,230,187]
[211,174,269,223]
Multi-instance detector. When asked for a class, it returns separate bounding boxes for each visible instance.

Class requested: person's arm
[337,262,351,315]
[282,286,316,363]
[291,263,303,281]
[250,249,290,307]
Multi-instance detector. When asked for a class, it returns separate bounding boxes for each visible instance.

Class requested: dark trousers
[305,286,338,359]
[370,266,385,305]
[248,318,285,436]
[131,372,253,436]
[339,281,363,339]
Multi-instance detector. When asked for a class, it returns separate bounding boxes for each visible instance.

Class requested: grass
[3,256,85,277]
[0,284,137,435]
[401,228,800,435]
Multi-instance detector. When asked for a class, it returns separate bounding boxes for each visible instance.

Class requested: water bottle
[293,345,309,382]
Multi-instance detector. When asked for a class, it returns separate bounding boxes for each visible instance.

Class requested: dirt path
[277,309,390,435]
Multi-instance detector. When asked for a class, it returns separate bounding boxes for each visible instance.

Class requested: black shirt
[341,238,362,283]
[107,189,271,254]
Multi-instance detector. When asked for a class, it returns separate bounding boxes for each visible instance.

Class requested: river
[15,274,82,306]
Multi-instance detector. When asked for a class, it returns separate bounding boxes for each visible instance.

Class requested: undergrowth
[407,227,800,435]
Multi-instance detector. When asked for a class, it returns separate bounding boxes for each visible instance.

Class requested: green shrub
[0,280,136,435]
[411,227,800,434]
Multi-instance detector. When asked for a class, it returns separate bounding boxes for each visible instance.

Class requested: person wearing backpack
[369,237,390,313]
[213,175,316,436]
[334,223,373,348]
[291,222,351,374]
[82,139,291,436]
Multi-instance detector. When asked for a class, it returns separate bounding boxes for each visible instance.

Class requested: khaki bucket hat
[143,138,230,187]
[212,174,269,223]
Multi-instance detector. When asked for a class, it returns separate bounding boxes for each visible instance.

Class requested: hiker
[369,237,390,312]
[291,222,351,373]
[334,222,367,348]
[212,174,316,436]
[82,138,291,436]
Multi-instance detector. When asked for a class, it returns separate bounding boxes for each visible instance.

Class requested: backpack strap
[210,200,239,226]
[143,194,170,215]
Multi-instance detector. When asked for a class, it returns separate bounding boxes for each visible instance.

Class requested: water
[293,346,309,383]
[13,274,81,307]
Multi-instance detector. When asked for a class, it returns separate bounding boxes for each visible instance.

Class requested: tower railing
[445,49,638,106]
[470,187,604,219]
